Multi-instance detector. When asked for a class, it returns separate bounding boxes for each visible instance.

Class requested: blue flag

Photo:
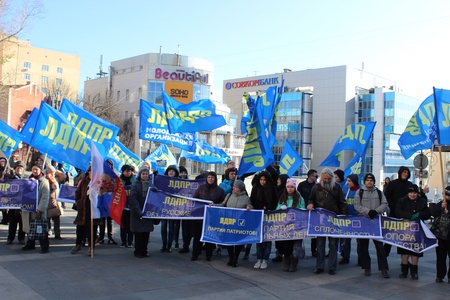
[139,99,195,151]
[29,101,98,171]
[59,98,119,149]
[320,121,376,167]
[433,88,450,145]
[260,80,284,147]
[162,91,226,133]
[106,140,142,172]
[241,92,256,135]
[145,144,177,174]
[180,139,230,164]
[0,120,24,158]
[398,94,437,159]
[279,140,304,177]
[343,154,364,184]
[20,107,39,145]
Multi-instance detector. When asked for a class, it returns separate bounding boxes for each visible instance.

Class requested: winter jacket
[384,166,412,217]
[250,171,277,210]
[395,195,430,221]
[129,179,154,233]
[344,185,361,216]
[354,187,388,216]
[308,183,347,215]
[219,191,252,209]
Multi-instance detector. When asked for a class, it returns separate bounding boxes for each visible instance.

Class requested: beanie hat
[139,165,149,176]
[347,174,359,186]
[179,166,188,174]
[408,184,419,193]
[14,161,25,169]
[445,186,450,196]
[233,180,246,192]
[286,178,297,188]
[364,173,376,184]
[334,169,345,182]
[32,161,43,170]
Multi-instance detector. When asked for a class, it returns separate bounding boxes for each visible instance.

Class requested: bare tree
[81,90,135,149]
[41,76,78,109]
[0,0,43,44]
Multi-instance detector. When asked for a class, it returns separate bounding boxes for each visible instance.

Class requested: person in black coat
[129,166,155,258]
[395,184,431,280]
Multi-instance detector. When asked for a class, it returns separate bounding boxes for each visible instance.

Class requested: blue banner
[259,81,284,147]
[240,92,256,135]
[343,154,364,184]
[142,189,210,219]
[398,94,437,159]
[320,121,376,167]
[59,98,119,147]
[307,208,383,238]
[162,91,226,133]
[20,107,39,145]
[152,174,205,197]
[0,179,38,212]
[180,139,230,164]
[279,139,304,177]
[0,120,24,158]
[263,208,309,241]
[377,217,438,253]
[106,140,141,172]
[433,88,450,146]
[145,144,177,175]
[57,184,77,203]
[29,101,95,171]
[139,99,195,151]
[201,206,263,245]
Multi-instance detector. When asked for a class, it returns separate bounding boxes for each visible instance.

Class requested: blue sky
[16,0,450,100]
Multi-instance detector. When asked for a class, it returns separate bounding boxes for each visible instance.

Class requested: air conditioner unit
[21,68,29,72]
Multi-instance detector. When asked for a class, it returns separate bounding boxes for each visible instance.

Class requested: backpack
[359,188,383,204]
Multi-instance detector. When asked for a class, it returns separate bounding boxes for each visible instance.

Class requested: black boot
[227,256,233,266]
[289,256,298,272]
[283,255,290,271]
[232,254,239,267]
[399,263,409,278]
[243,245,251,260]
[410,264,419,280]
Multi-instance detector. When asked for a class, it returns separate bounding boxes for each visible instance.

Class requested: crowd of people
[1,157,450,284]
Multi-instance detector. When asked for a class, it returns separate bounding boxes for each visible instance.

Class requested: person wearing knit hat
[339,174,361,265]
[395,183,431,280]
[354,172,390,278]
[164,165,179,177]
[276,176,305,272]
[161,164,179,252]
[213,178,251,267]
[334,169,345,188]
[179,166,188,179]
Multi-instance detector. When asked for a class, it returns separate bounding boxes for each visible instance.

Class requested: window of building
[138,87,142,99]
[41,76,48,84]
[42,65,49,72]
[147,81,165,104]
[56,90,61,97]
[23,73,30,80]
[126,89,130,101]
[117,90,120,102]
[56,78,62,85]
[57,67,63,74]
[193,84,211,101]
[41,88,48,94]
[125,111,129,119]
[216,134,226,148]
[23,62,31,69]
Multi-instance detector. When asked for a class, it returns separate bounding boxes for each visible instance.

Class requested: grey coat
[218,191,252,209]
[354,187,388,216]
[129,179,154,233]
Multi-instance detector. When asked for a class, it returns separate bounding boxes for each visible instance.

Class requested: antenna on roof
[97,55,108,78]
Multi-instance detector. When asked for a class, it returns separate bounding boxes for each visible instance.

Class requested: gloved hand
[368,210,378,219]
[411,213,419,221]
[280,205,287,210]
[150,186,158,193]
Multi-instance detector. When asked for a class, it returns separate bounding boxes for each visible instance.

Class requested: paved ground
[1,209,449,300]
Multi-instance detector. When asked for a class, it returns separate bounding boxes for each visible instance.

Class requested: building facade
[223,65,422,182]
[84,52,244,175]
[0,37,80,108]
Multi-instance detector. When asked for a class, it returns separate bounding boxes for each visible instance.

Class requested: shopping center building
[223,65,422,180]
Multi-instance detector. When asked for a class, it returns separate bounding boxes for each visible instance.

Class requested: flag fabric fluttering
[343,154,364,184]
[279,140,304,177]
[145,144,177,174]
[20,107,39,145]
[162,91,226,133]
[89,141,104,219]
[320,121,376,167]
[0,120,24,158]
[398,94,437,159]
[180,139,230,164]
[433,88,450,146]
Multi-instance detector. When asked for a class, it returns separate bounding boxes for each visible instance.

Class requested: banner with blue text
[263,208,309,241]
[0,179,38,212]
[201,206,263,245]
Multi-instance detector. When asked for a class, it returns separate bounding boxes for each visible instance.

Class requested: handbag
[292,240,305,259]
[430,213,450,240]
[29,218,48,240]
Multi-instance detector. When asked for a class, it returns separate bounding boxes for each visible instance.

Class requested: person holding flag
[119,165,136,248]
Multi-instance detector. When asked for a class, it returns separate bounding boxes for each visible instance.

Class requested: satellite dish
[413,154,428,169]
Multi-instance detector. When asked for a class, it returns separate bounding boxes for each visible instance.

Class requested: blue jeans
[256,241,272,260]
[316,236,338,271]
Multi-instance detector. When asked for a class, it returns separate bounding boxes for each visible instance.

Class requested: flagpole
[90,200,94,258]
[438,146,446,201]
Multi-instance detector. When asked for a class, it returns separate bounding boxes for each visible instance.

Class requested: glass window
[147,81,165,103]
[138,87,142,98]
[23,73,30,80]
[117,91,120,102]
[41,88,48,94]
[42,76,48,84]
[56,78,62,85]
[126,89,130,101]
[42,65,49,72]
[23,62,31,69]
[57,67,63,74]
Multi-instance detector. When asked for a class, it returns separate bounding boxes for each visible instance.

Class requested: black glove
[368,210,378,219]
[150,186,158,193]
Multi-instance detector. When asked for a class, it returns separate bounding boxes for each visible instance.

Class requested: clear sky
[15,0,450,101]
